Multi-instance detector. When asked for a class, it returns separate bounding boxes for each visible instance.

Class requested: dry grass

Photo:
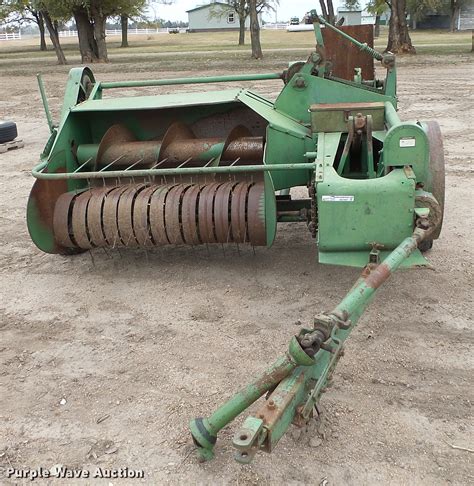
[0,27,471,62]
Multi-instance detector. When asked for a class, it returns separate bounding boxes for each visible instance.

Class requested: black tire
[418,239,433,253]
[77,73,94,103]
[0,121,18,144]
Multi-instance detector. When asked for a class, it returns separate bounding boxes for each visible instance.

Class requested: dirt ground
[0,47,473,485]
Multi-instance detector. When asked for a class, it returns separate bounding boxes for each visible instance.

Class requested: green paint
[26,194,55,253]
[28,27,443,464]
[230,231,426,461]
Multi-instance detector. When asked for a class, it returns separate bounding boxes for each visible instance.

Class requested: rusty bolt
[267,399,275,410]
[294,78,306,89]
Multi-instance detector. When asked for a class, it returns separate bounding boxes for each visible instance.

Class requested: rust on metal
[231,182,250,243]
[322,25,375,81]
[198,183,221,244]
[71,190,93,249]
[252,371,308,452]
[95,124,135,172]
[99,141,161,168]
[95,137,264,169]
[30,168,78,254]
[133,185,159,246]
[117,184,148,246]
[90,122,264,170]
[363,262,392,289]
[247,183,266,246]
[52,181,269,250]
[214,182,234,243]
[53,190,79,248]
[102,186,130,246]
[181,184,202,245]
[149,185,173,245]
[88,187,114,247]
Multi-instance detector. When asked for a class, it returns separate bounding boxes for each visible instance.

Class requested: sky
[150,0,346,23]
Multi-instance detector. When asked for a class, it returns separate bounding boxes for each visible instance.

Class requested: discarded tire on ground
[0,121,18,144]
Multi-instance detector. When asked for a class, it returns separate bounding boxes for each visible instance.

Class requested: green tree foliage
[211,1,278,46]
[367,0,415,53]
[43,0,147,62]
[366,0,388,36]
[0,0,48,50]
[342,0,361,10]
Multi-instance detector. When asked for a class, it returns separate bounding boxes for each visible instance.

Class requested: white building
[187,2,252,32]
[458,3,474,30]
[336,8,363,26]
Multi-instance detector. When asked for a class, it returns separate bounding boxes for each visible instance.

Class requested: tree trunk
[38,12,47,51]
[90,1,109,62]
[386,0,415,54]
[327,0,336,25]
[92,16,108,62]
[249,0,262,59]
[41,10,67,65]
[374,15,380,38]
[238,16,245,45]
[450,1,460,32]
[319,0,329,22]
[121,15,129,48]
[73,7,99,63]
[471,29,473,52]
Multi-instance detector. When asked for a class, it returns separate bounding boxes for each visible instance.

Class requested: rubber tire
[418,239,433,253]
[0,121,18,144]
[419,121,445,253]
[424,121,445,240]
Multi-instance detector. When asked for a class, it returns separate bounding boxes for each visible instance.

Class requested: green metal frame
[27,13,445,464]
[191,225,429,463]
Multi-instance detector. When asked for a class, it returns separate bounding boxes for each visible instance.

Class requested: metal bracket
[233,417,266,464]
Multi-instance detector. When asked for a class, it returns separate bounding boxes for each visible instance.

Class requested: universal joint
[297,313,349,357]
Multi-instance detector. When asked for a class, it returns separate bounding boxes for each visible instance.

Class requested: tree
[120,14,128,47]
[0,0,47,51]
[211,1,277,46]
[406,0,443,29]
[447,0,468,31]
[367,0,389,37]
[405,0,467,31]
[367,0,415,54]
[318,0,336,24]
[34,10,46,50]
[343,0,360,9]
[0,0,68,64]
[39,5,67,64]
[235,0,247,45]
[47,0,145,63]
[115,0,146,48]
[249,0,262,58]
[387,0,415,54]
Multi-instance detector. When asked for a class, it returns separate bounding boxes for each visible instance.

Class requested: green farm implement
[28,14,444,463]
